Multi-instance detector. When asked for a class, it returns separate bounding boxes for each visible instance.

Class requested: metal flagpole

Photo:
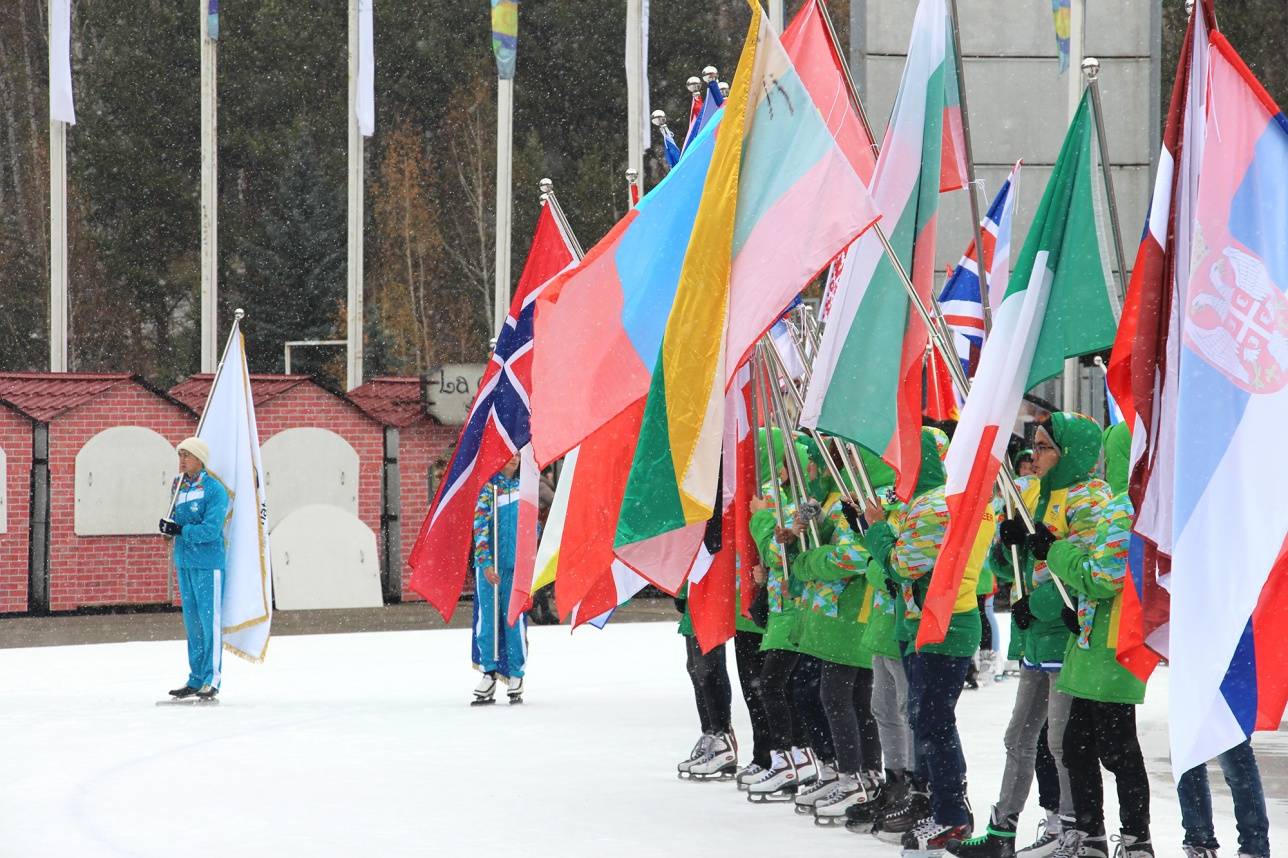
[756,344,819,549]
[1061,0,1086,410]
[766,0,784,31]
[346,0,365,391]
[750,356,789,570]
[625,0,646,187]
[200,0,219,373]
[1082,58,1128,322]
[539,179,584,260]
[493,85,514,336]
[947,0,993,334]
[49,10,68,372]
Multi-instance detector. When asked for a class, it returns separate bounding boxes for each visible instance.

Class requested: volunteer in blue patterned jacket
[470,454,527,705]
[158,437,229,701]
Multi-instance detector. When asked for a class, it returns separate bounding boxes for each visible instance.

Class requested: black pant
[734,631,772,767]
[1037,721,1061,814]
[685,636,731,735]
[978,595,994,651]
[820,663,882,773]
[759,648,799,751]
[791,654,835,760]
[1062,697,1150,838]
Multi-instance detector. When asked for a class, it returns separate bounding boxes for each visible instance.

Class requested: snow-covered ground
[1,621,1283,857]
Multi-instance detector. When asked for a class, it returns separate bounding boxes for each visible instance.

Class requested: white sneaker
[791,746,820,784]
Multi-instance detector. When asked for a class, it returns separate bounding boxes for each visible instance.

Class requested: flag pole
[48,2,68,373]
[766,0,784,31]
[346,0,366,391]
[199,0,219,374]
[625,169,641,209]
[538,179,585,260]
[493,85,515,338]
[750,353,789,559]
[625,0,646,188]
[947,0,993,334]
[1082,58,1127,322]
[1061,0,1086,411]
[756,343,820,549]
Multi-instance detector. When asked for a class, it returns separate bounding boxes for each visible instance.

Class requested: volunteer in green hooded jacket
[862,429,984,849]
[1034,422,1151,858]
[951,412,1109,858]
[786,444,883,820]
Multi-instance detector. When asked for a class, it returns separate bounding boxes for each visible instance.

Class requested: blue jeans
[1177,740,1270,857]
[904,646,972,826]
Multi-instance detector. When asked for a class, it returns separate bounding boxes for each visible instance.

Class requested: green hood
[913,428,947,498]
[798,434,837,501]
[757,427,810,492]
[1042,412,1103,493]
[857,444,896,490]
[1102,422,1131,496]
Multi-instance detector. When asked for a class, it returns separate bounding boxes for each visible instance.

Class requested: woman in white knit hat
[159,436,229,701]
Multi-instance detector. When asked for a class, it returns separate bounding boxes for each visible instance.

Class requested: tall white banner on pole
[356,0,375,137]
[200,315,273,662]
[49,0,76,124]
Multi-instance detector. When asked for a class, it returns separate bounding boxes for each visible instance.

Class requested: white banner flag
[356,0,375,136]
[50,0,76,124]
[200,321,273,661]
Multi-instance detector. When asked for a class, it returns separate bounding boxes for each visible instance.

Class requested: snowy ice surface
[1,621,1283,857]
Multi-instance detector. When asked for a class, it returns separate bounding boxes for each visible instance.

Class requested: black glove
[1028,525,1058,561]
[1011,596,1034,630]
[1061,606,1080,634]
[998,518,1028,548]
[158,518,182,537]
[840,501,862,533]
[673,597,687,616]
[884,577,899,599]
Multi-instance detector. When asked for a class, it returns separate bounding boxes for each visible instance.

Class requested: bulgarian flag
[800,0,965,501]
[917,89,1118,647]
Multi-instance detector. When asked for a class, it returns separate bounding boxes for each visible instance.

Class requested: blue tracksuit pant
[177,566,222,689]
[471,563,527,678]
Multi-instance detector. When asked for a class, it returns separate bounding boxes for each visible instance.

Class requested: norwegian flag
[937,161,1021,378]
[408,204,578,619]
[1109,0,1215,680]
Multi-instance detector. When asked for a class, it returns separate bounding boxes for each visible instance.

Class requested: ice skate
[994,659,1021,681]
[168,685,198,699]
[745,749,798,802]
[735,762,766,790]
[195,685,219,703]
[874,784,931,843]
[790,746,820,785]
[471,672,498,706]
[848,769,902,833]
[1017,812,1067,858]
[1180,848,1217,858]
[677,734,713,779]
[793,762,839,814]
[506,675,524,704]
[1050,826,1108,858]
[974,651,998,686]
[688,732,737,781]
[1110,833,1153,858]
[812,772,868,826]
[901,818,972,858]
[948,806,1019,858]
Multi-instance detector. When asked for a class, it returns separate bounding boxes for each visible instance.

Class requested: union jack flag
[409,203,577,619]
[938,161,1021,378]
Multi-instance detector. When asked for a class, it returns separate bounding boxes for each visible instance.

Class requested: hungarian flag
[800,0,966,501]
[613,3,879,591]
[918,89,1117,648]
[1108,0,1214,679]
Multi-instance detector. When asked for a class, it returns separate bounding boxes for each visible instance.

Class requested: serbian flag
[918,90,1117,648]
[1109,1,1214,678]
[801,0,966,501]
[938,162,1022,377]
[408,203,577,618]
[1166,30,1288,776]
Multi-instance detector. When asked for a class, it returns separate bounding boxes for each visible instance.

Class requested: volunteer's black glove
[1011,596,1035,630]
[158,518,182,537]
[673,597,687,616]
[1028,525,1057,561]
[1061,607,1080,634]
[885,577,899,599]
[998,518,1029,548]
[840,501,863,533]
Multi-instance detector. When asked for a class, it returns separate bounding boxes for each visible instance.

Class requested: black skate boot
[168,685,198,699]
[847,768,902,833]
[874,782,931,844]
[948,806,1019,858]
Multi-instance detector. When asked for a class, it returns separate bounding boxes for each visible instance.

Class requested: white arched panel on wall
[0,446,7,534]
[75,426,175,535]
[270,504,381,610]
[261,428,359,530]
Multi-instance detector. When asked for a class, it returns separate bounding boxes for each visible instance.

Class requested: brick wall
[47,385,196,611]
[395,420,457,601]
[255,385,385,568]
[0,409,33,613]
